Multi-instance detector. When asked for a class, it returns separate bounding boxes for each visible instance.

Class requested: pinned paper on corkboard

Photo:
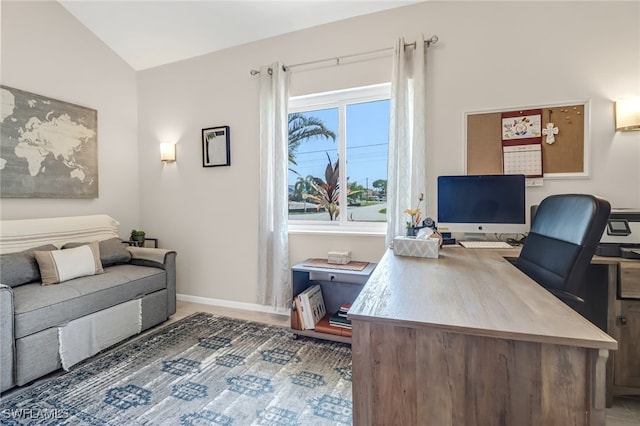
[466,102,588,178]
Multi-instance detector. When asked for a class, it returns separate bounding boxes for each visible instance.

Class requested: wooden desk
[502,249,640,405]
[348,248,618,426]
[587,255,640,404]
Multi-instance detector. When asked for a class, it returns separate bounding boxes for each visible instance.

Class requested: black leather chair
[515,194,611,313]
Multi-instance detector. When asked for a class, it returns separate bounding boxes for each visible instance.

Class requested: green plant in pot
[130,229,145,246]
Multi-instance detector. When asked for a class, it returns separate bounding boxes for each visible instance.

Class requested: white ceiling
[59,1,421,71]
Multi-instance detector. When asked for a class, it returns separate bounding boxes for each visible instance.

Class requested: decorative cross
[542,122,559,144]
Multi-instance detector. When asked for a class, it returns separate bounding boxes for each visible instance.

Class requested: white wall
[3,1,638,310]
[138,1,639,308]
[0,1,140,236]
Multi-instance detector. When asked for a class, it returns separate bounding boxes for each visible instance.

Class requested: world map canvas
[0,86,98,198]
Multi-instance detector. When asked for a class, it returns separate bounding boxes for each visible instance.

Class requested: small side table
[291,260,376,344]
[126,238,158,248]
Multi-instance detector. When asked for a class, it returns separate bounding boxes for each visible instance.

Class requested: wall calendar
[501,108,543,178]
[502,143,543,177]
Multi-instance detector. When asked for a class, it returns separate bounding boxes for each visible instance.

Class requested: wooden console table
[348,248,618,426]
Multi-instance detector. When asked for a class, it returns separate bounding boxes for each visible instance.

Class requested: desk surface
[348,247,617,350]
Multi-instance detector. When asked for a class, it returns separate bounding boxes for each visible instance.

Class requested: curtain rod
[249,35,439,76]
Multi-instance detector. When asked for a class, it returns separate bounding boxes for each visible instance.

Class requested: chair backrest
[515,194,611,298]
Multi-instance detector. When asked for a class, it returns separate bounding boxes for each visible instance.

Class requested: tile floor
[174,300,640,425]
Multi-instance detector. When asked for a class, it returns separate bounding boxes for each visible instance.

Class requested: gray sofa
[0,215,176,393]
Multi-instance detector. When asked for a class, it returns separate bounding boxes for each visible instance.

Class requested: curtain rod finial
[250,69,259,76]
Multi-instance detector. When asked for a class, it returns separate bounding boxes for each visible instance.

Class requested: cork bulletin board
[466,101,589,178]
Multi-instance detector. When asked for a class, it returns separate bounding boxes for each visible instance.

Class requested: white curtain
[386,36,428,247]
[257,63,290,309]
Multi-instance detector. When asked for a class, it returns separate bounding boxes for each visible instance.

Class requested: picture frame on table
[202,126,230,167]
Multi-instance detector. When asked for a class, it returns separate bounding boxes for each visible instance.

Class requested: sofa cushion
[63,237,132,267]
[34,242,104,285]
[12,264,167,339]
[0,244,58,287]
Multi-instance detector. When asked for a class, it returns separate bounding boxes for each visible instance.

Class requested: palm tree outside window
[287,84,390,227]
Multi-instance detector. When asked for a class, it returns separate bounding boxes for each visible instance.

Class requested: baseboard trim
[176,294,290,317]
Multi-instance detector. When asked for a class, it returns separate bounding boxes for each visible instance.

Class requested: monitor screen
[437,174,526,234]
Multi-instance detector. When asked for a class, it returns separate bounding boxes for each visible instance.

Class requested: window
[288,84,390,231]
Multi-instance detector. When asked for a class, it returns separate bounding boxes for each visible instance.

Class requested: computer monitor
[437,174,527,234]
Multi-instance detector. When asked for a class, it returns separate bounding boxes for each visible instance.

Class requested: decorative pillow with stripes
[34,242,104,285]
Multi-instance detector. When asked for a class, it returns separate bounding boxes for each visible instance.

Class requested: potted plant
[130,229,145,246]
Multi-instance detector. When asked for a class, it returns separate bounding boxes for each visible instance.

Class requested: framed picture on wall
[202,126,230,167]
[0,85,99,198]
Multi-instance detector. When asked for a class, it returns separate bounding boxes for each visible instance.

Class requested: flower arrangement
[404,193,424,229]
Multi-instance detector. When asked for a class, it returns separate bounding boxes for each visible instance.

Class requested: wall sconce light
[160,143,176,163]
[615,97,640,131]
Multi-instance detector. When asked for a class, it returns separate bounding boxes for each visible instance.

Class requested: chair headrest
[530,194,611,246]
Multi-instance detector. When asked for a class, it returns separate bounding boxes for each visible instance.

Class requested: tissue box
[393,236,439,258]
[328,251,351,265]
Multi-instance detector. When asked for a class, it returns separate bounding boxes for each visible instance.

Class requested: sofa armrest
[126,247,177,317]
[0,284,15,392]
[127,247,175,268]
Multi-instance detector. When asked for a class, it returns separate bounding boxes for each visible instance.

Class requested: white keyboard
[459,241,513,249]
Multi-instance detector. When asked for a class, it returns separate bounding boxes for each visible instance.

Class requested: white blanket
[58,299,142,370]
[0,214,120,254]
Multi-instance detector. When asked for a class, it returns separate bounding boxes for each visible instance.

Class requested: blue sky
[288,99,389,190]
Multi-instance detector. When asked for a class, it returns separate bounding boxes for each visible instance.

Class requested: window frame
[288,83,390,235]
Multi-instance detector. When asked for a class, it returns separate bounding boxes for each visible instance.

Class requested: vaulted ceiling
[59,1,422,71]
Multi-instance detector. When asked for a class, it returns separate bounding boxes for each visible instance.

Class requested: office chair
[515,194,611,312]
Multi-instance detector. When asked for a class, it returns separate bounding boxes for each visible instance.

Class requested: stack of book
[329,303,352,330]
[293,285,326,330]
[314,303,353,338]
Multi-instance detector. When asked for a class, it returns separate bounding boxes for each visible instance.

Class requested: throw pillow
[63,237,132,267]
[0,244,58,287]
[34,242,104,285]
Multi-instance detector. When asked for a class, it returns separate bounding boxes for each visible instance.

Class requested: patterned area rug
[0,313,353,425]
